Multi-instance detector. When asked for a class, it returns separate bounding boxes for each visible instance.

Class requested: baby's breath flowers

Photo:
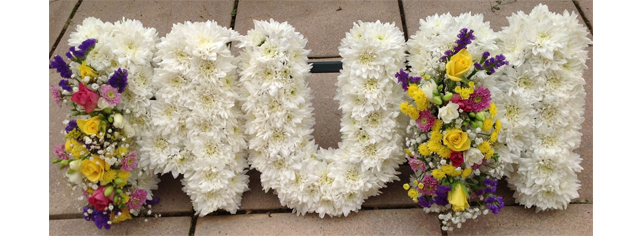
[50,25,160,229]
[240,19,406,217]
[401,13,507,231]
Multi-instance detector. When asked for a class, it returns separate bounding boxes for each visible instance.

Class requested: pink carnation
[450,94,473,112]
[416,110,436,132]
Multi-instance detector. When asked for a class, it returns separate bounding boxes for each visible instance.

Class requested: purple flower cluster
[65,120,77,133]
[484,195,504,214]
[82,206,111,230]
[418,185,452,208]
[58,80,72,91]
[144,197,160,206]
[441,28,475,61]
[476,178,498,196]
[474,53,509,74]
[108,68,128,93]
[395,69,421,91]
[49,55,72,79]
[66,38,97,59]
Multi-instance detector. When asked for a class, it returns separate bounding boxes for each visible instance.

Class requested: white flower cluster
[142,21,249,216]
[69,17,159,138]
[496,4,591,211]
[239,19,406,217]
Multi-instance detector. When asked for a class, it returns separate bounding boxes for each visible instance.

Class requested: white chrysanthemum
[150,20,248,216]
[239,19,405,217]
[499,4,591,211]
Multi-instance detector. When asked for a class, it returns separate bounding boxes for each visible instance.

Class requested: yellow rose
[77,116,104,136]
[446,49,473,81]
[448,182,469,211]
[80,155,110,182]
[443,129,471,151]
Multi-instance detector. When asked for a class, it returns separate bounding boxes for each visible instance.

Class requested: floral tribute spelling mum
[400,13,510,231]
[49,18,160,230]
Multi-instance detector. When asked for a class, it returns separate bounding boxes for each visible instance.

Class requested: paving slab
[234,0,403,58]
[49,216,192,235]
[449,204,592,235]
[49,0,79,53]
[402,0,588,34]
[310,73,343,149]
[574,0,593,30]
[195,208,442,235]
[149,174,194,214]
[240,169,287,211]
[575,46,592,203]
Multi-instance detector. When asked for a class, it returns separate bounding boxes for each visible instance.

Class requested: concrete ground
[49,0,593,235]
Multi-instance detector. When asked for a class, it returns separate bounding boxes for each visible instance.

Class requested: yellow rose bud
[445,49,473,81]
[80,156,109,182]
[443,129,471,152]
[448,182,470,211]
[77,116,103,136]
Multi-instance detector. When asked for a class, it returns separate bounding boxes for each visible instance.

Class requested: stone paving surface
[49,0,594,234]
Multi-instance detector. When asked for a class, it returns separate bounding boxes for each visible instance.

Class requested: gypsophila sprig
[401,14,508,231]
[50,19,161,228]
[141,20,250,216]
[239,19,406,217]
[496,4,590,212]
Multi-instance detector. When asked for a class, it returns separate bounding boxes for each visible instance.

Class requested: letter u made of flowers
[239,19,406,217]
[495,4,591,212]
[400,13,509,231]
[140,21,249,216]
[49,17,161,229]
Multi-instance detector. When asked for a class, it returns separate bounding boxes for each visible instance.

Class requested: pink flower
[54,144,69,160]
[100,84,122,106]
[126,188,148,210]
[419,174,438,196]
[50,85,62,107]
[472,158,488,170]
[465,86,491,112]
[88,186,111,211]
[407,158,426,172]
[121,151,138,171]
[71,83,100,113]
[416,110,436,132]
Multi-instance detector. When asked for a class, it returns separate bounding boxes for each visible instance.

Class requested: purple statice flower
[50,85,62,107]
[69,46,85,58]
[108,68,128,93]
[144,196,160,206]
[54,144,69,160]
[441,28,475,61]
[407,158,426,172]
[395,69,409,91]
[416,110,436,132]
[477,178,499,195]
[433,185,452,206]
[49,55,72,79]
[121,151,138,171]
[126,188,148,210]
[78,38,97,52]
[409,76,422,83]
[58,80,72,91]
[465,86,491,112]
[484,195,504,214]
[82,206,93,221]
[419,174,438,196]
[91,209,111,230]
[65,120,77,133]
[100,85,122,106]
[418,196,434,208]
[481,54,509,74]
